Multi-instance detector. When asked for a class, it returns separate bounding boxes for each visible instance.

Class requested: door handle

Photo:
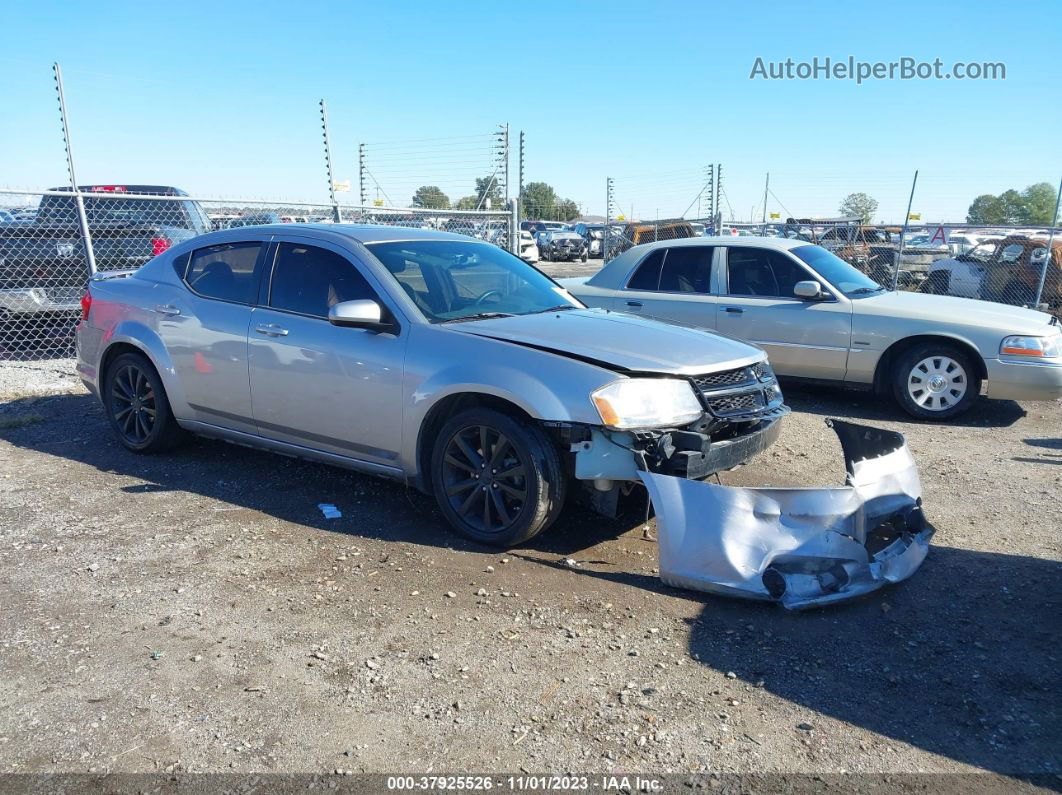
[254,324,289,337]
[154,304,181,316]
[626,301,643,308]
[723,306,744,314]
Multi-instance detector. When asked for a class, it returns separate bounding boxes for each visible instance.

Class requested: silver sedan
[76,224,787,545]
[563,237,1062,420]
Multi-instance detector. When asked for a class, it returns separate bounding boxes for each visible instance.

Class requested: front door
[713,246,853,380]
[247,238,405,466]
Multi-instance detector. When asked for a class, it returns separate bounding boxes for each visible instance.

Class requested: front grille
[690,360,784,420]
[707,392,763,414]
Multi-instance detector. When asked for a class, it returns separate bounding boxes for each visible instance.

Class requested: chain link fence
[0,188,514,361]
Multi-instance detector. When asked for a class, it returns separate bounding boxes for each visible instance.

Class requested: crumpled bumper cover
[639,419,933,610]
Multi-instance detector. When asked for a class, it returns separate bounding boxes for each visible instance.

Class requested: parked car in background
[980,236,1062,307]
[0,210,14,223]
[518,230,540,263]
[76,224,787,546]
[571,223,606,257]
[228,212,282,228]
[537,230,587,262]
[561,236,1062,420]
[0,185,209,347]
[279,214,311,224]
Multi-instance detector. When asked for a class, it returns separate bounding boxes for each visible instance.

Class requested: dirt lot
[0,374,1059,785]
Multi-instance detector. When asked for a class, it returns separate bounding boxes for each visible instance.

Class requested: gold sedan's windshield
[368,239,582,322]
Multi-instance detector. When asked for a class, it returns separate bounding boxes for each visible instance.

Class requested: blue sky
[2,0,1059,221]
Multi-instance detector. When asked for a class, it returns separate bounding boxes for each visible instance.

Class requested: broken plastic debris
[641,419,932,610]
[318,503,342,519]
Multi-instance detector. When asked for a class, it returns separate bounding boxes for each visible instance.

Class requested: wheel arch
[414,392,537,493]
[872,334,987,393]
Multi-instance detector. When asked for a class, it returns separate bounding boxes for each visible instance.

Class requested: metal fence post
[891,170,919,292]
[1033,176,1062,308]
[319,99,341,223]
[53,62,96,276]
[509,198,519,255]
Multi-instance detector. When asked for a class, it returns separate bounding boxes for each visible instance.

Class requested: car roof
[177,222,481,247]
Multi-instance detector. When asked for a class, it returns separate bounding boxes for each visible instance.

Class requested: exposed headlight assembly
[1000,334,1062,359]
[591,378,703,430]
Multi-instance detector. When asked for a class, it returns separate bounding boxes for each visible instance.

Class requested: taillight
[80,290,92,322]
[151,236,171,256]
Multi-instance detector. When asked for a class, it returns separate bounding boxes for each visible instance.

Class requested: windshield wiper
[529,304,580,314]
[441,312,515,323]
[848,286,886,295]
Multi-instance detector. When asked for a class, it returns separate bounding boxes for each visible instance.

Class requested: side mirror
[328,299,385,328]
[794,280,824,300]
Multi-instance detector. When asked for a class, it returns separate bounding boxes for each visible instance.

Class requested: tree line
[412,178,581,221]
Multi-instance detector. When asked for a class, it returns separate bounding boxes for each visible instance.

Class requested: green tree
[521,181,559,219]
[474,175,503,208]
[556,199,580,222]
[837,192,878,224]
[998,190,1025,224]
[1019,182,1058,225]
[412,185,450,209]
[966,194,1005,224]
[454,195,479,210]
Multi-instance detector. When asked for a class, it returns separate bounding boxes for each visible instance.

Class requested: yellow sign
[373,199,384,207]
[769,212,780,219]
[332,179,351,193]
[616,214,626,221]
[908,213,921,221]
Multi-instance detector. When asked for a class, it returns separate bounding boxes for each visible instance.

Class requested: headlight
[591,378,703,430]
[1000,334,1062,358]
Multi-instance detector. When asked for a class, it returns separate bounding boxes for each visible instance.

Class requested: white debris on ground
[0,359,82,400]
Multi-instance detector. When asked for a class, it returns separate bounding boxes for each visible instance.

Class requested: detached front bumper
[641,419,932,610]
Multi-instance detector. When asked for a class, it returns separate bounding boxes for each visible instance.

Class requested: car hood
[448,308,763,375]
[856,291,1058,334]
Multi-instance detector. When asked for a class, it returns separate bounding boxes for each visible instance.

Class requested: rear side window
[269,243,376,318]
[626,249,665,290]
[659,247,713,293]
[185,242,262,304]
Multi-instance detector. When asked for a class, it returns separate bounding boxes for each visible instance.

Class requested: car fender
[98,321,190,415]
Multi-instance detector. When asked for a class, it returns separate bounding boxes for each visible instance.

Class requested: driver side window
[726,248,809,298]
[269,243,377,318]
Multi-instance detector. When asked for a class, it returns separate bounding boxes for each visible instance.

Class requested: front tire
[103,352,187,452]
[430,408,565,546]
[891,343,980,421]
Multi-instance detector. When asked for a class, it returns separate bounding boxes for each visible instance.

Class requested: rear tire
[430,408,565,547]
[891,343,980,421]
[103,352,187,453]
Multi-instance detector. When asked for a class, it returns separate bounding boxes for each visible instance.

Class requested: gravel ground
[0,357,80,400]
[0,365,1059,785]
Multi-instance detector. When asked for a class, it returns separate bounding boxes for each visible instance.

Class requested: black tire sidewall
[891,344,980,421]
[103,352,180,453]
[429,408,563,547]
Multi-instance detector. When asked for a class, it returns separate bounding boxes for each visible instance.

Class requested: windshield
[790,245,883,295]
[368,240,583,322]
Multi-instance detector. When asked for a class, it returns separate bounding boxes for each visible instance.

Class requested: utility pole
[358,143,367,207]
[518,131,525,211]
[53,62,96,275]
[762,172,769,226]
[715,163,723,232]
[319,99,341,222]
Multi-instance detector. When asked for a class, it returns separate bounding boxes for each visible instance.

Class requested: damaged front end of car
[640,419,932,610]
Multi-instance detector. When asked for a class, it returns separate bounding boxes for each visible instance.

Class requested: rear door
[714,246,853,380]
[159,237,271,433]
[247,237,405,466]
[614,246,718,330]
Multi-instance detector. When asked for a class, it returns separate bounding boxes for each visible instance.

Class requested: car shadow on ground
[516,539,1061,778]
[779,380,1027,429]
[0,392,645,557]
